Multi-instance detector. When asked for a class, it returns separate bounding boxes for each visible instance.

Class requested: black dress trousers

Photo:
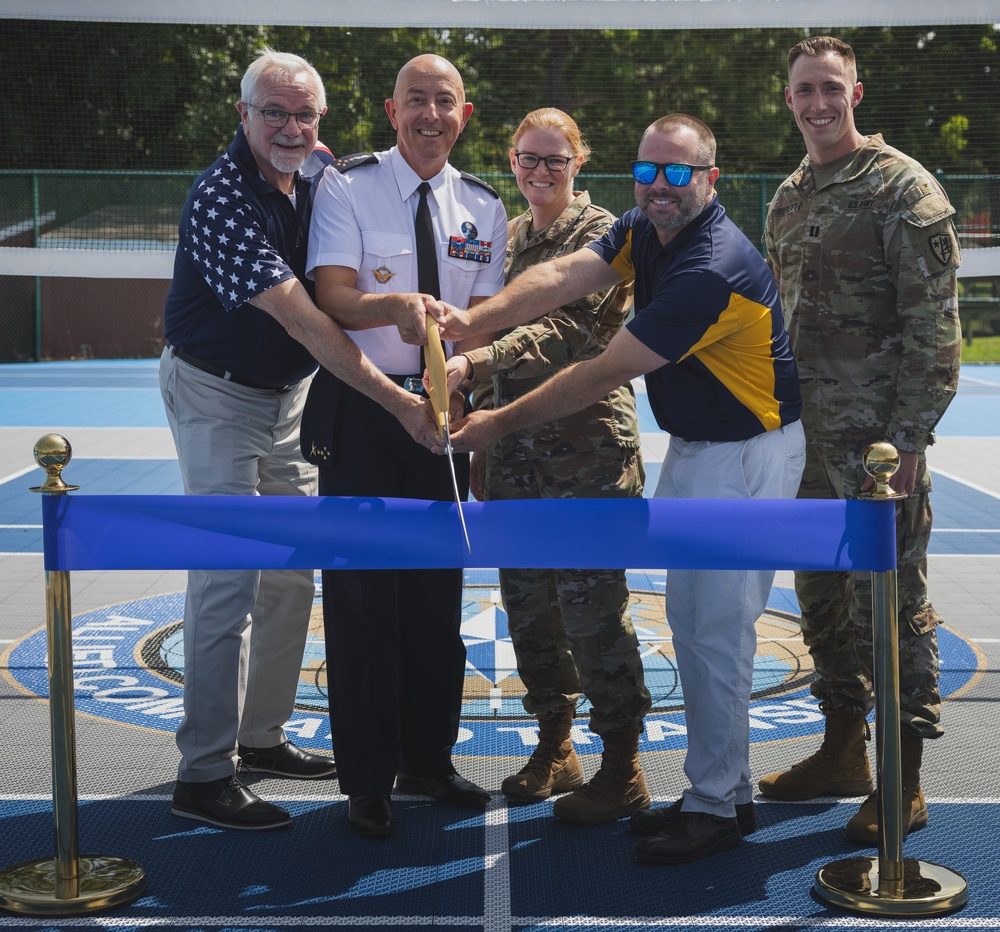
[313,376,471,797]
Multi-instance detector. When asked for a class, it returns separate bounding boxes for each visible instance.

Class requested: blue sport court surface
[0,360,998,931]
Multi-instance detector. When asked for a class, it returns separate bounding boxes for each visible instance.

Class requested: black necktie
[415,181,441,300]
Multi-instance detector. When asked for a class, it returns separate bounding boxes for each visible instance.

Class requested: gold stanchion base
[0,855,146,916]
[814,856,968,917]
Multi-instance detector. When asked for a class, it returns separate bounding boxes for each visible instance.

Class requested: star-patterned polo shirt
[163,124,333,389]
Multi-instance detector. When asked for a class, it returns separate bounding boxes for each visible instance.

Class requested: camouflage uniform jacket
[463,191,640,458]
[765,134,961,455]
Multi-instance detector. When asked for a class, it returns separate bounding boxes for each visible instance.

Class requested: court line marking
[934,467,1000,500]
[960,375,1000,387]
[934,529,1000,533]
[5,794,1000,804]
[0,920,994,930]
[485,798,513,932]
[0,465,40,485]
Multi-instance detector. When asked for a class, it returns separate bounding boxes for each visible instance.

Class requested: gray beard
[270,145,307,175]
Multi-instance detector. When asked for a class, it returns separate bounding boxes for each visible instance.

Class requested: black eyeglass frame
[513,151,574,172]
[250,105,324,129]
[630,160,714,186]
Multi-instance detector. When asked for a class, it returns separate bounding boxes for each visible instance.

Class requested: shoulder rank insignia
[334,152,379,174]
[459,170,499,199]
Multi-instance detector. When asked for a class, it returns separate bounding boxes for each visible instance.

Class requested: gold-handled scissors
[425,322,472,553]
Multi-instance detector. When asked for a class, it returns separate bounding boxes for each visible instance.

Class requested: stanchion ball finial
[31,434,79,494]
[862,442,902,500]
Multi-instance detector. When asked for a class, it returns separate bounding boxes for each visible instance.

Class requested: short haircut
[241,46,326,112]
[641,113,716,166]
[787,36,858,82]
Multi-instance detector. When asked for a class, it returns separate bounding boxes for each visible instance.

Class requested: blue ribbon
[42,495,896,572]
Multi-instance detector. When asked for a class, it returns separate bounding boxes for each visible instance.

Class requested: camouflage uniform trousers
[794,444,943,738]
[484,445,652,736]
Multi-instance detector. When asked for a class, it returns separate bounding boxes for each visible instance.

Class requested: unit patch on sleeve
[928,232,954,267]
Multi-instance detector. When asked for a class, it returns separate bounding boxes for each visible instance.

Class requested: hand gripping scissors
[425,322,472,553]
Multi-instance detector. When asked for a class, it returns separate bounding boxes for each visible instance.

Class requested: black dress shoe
[395,772,490,808]
[172,775,291,830]
[348,795,394,838]
[238,741,337,779]
[633,810,742,864]
[631,798,757,836]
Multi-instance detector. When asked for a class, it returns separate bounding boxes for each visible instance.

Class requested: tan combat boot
[845,732,929,844]
[552,729,650,825]
[758,712,874,800]
[501,705,584,801]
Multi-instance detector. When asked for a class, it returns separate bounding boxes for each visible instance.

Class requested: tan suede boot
[501,706,584,801]
[552,729,650,825]
[758,712,874,800]
[845,732,929,844]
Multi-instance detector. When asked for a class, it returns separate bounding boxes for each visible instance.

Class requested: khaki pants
[160,347,317,782]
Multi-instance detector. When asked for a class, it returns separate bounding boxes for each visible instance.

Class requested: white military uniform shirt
[307,146,508,374]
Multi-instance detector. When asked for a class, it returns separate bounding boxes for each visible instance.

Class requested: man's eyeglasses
[252,106,323,129]
[514,152,573,172]
[631,161,713,187]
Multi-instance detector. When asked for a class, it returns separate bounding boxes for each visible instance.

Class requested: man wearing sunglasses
[433,113,805,864]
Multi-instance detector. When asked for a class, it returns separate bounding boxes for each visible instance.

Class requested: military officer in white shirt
[300,53,507,838]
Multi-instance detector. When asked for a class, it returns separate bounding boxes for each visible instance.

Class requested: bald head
[393,54,466,104]
[386,53,472,178]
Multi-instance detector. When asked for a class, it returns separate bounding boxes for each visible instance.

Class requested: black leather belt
[169,345,292,392]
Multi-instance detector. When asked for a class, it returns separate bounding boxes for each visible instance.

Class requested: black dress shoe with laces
[395,772,490,808]
[348,795,394,838]
[631,798,757,836]
[633,810,742,864]
[238,740,337,779]
[172,775,291,830]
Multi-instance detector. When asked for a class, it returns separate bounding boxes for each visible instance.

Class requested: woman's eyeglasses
[514,152,573,172]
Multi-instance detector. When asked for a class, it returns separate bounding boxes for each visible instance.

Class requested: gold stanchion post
[813,442,968,916]
[0,435,146,916]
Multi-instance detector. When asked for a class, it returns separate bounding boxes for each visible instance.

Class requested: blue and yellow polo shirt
[589,196,802,442]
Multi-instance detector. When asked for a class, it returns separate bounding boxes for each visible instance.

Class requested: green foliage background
[2,22,998,177]
[2,20,997,362]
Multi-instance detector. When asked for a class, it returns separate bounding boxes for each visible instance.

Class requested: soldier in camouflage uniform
[454,109,652,825]
[761,36,962,844]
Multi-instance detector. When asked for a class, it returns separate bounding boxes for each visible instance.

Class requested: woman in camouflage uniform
[453,109,652,825]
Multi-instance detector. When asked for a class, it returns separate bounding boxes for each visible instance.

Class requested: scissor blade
[426,322,471,552]
[442,409,472,553]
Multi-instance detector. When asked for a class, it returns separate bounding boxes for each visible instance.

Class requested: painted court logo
[4,571,978,759]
